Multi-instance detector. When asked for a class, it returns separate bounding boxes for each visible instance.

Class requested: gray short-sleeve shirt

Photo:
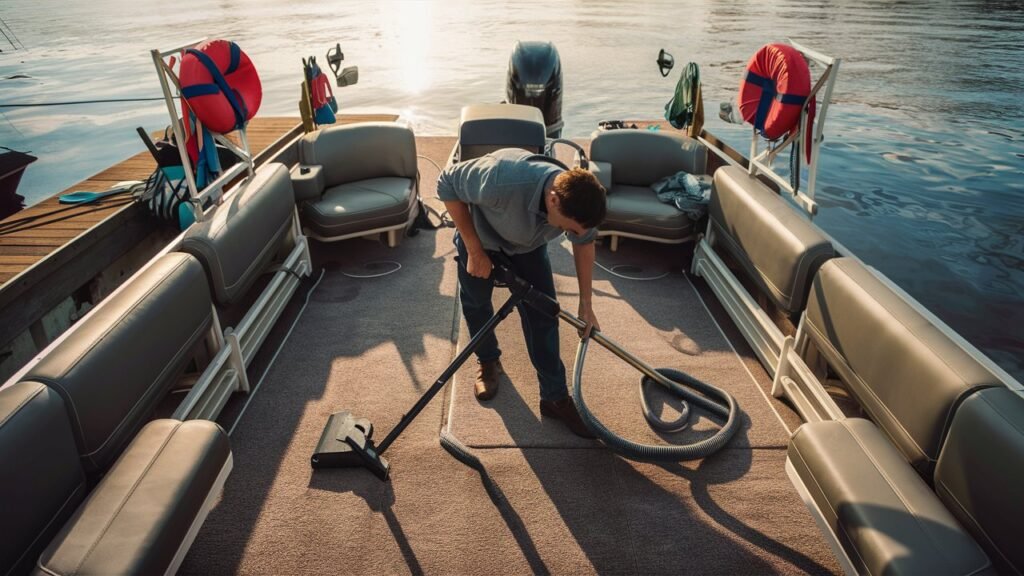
[436,148,597,254]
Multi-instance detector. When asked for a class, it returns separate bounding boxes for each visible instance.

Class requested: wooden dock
[0,114,395,367]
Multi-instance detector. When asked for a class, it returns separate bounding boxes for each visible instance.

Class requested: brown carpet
[180,137,839,575]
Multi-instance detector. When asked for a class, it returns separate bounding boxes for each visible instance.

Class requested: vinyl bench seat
[804,258,1003,476]
[0,382,231,576]
[183,163,296,306]
[788,418,991,576]
[23,253,213,477]
[36,419,230,576]
[787,256,1024,575]
[709,166,833,315]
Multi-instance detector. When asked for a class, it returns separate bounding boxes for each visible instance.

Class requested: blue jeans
[454,233,568,402]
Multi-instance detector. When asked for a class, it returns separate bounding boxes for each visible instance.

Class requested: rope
[0,17,24,50]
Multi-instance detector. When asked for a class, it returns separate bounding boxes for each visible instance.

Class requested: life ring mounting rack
[150,38,256,224]
[701,40,840,217]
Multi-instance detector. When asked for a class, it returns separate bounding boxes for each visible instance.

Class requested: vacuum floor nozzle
[311,411,390,480]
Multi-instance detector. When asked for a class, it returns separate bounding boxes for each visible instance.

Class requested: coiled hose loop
[571,336,741,461]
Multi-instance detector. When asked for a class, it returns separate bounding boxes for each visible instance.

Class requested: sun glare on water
[379,1,433,96]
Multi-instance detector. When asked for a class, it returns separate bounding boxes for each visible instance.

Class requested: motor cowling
[506,41,563,137]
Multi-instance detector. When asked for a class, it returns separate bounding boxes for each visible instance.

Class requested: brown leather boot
[474,359,504,401]
[540,397,597,439]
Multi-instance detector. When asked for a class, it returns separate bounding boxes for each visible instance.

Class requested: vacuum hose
[569,330,741,461]
[489,259,742,462]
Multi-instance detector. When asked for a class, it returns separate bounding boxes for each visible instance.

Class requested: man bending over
[437,148,607,438]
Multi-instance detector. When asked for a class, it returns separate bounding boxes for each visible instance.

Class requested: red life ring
[180,40,262,133]
[738,43,815,151]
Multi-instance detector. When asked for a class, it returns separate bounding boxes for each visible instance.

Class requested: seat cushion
[38,419,231,576]
[935,388,1024,574]
[458,103,547,159]
[789,419,991,576]
[709,166,833,314]
[0,382,86,576]
[24,253,213,476]
[302,176,416,239]
[805,258,1003,476]
[590,130,707,186]
[600,184,695,240]
[182,162,296,306]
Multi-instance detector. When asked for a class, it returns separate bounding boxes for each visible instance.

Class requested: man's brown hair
[551,168,607,229]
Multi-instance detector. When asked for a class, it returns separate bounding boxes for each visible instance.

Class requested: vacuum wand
[311,261,528,480]
[311,257,739,480]
[374,293,520,455]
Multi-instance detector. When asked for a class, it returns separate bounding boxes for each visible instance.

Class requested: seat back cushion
[709,166,833,314]
[182,163,296,306]
[24,253,213,476]
[590,130,707,186]
[298,122,417,187]
[935,387,1024,574]
[458,104,546,163]
[0,382,86,576]
[805,258,1003,476]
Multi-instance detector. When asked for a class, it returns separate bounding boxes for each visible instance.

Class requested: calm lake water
[1,0,1022,380]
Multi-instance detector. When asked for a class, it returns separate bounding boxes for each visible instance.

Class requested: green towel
[664,62,704,137]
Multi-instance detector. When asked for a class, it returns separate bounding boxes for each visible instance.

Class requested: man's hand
[572,241,599,339]
[577,300,601,339]
[466,249,493,279]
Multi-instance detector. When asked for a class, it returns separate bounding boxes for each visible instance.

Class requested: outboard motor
[506,41,563,137]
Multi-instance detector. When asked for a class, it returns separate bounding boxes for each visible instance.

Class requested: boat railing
[698,39,839,218]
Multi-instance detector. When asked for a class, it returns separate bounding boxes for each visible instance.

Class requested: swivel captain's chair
[589,129,708,251]
[291,122,419,247]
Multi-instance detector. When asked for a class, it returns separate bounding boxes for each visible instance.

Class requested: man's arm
[572,239,600,337]
[437,161,493,279]
[444,200,492,278]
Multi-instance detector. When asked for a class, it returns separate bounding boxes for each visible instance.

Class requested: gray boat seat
[294,123,418,243]
[0,382,87,576]
[23,252,213,477]
[183,162,297,305]
[935,387,1024,574]
[0,382,231,576]
[37,419,230,576]
[709,166,833,314]
[804,258,1003,476]
[788,418,993,576]
[458,103,546,161]
[590,130,709,243]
